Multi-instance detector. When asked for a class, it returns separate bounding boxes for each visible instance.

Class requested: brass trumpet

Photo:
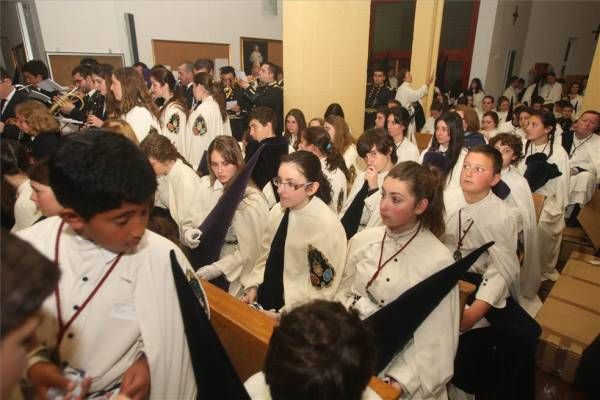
[49,87,84,115]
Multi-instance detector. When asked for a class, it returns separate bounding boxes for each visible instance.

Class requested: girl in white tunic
[110,67,160,143]
[324,115,363,179]
[194,136,269,298]
[186,72,232,170]
[1,140,42,232]
[566,81,585,119]
[490,134,541,301]
[139,134,206,249]
[419,111,467,189]
[340,128,397,239]
[387,106,419,163]
[480,111,499,140]
[394,69,434,142]
[298,126,350,214]
[242,151,347,316]
[518,110,569,282]
[337,161,459,399]
[150,67,188,158]
[496,96,510,125]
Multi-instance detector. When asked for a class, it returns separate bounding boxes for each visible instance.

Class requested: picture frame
[240,37,283,76]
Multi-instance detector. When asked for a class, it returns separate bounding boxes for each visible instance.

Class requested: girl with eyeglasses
[336,161,459,398]
[241,151,347,318]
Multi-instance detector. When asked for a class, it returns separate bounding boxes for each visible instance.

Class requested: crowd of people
[1,55,599,400]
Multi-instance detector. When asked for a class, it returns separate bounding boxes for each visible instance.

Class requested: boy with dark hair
[1,231,62,399]
[443,144,540,399]
[245,106,289,208]
[58,64,103,123]
[244,300,378,400]
[556,100,574,132]
[17,130,203,399]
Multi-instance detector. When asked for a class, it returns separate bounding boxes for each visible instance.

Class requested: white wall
[468,0,498,88]
[34,0,282,70]
[518,1,599,79]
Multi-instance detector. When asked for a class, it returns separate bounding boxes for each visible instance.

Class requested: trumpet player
[55,64,104,125]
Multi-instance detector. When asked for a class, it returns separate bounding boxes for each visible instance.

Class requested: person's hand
[120,354,150,400]
[365,166,378,190]
[28,362,91,400]
[196,264,222,281]
[238,79,250,89]
[87,115,103,128]
[241,287,257,304]
[182,228,202,249]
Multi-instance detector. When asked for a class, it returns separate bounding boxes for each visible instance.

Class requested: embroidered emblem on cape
[167,113,180,134]
[307,245,335,289]
[186,269,210,317]
[192,115,207,136]
[148,126,159,136]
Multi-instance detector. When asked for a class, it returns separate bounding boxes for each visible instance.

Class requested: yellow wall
[283,0,371,136]
[582,39,600,113]
[410,0,445,115]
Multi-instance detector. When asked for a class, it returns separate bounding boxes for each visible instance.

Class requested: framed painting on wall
[240,37,282,76]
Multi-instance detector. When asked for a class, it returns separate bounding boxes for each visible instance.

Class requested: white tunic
[11,179,41,232]
[518,142,569,280]
[17,216,200,398]
[502,87,518,106]
[568,95,584,118]
[244,372,382,400]
[336,224,459,399]
[343,143,363,174]
[501,166,541,298]
[159,102,188,159]
[246,197,348,312]
[540,82,563,105]
[201,180,270,298]
[422,116,435,134]
[395,82,428,143]
[186,96,231,170]
[395,139,420,163]
[443,189,520,308]
[158,159,207,242]
[340,171,387,233]
[320,157,348,214]
[122,106,160,143]
[567,132,600,205]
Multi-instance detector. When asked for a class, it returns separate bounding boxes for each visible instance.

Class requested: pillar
[581,38,600,112]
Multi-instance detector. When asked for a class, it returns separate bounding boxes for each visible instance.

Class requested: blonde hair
[15,100,59,135]
[325,115,355,154]
[102,118,139,144]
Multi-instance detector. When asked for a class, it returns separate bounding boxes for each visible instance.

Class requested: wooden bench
[415,132,433,153]
[203,279,476,400]
[532,193,545,224]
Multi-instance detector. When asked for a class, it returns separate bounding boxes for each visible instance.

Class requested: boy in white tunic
[443,145,540,399]
[17,131,202,399]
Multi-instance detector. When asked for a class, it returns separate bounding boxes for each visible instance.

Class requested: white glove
[182,228,202,249]
[196,263,223,281]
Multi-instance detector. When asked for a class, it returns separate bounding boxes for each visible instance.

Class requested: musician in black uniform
[219,66,250,141]
[176,61,195,110]
[239,62,283,134]
[0,67,30,141]
[364,66,394,130]
[58,64,104,125]
[21,60,60,100]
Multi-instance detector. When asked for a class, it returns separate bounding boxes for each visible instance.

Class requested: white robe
[422,116,435,134]
[17,216,200,398]
[501,166,541,298]
[540,82,563,105]
[568,95,584,118]
[201,180,270,298]
[340,171,387,233]
[343,144,364,174]
[244,371,382,400]
[395,139,420,163]
[122,106,160,143]
[443,188,520,307]
[395,82,428,143]
[186,96,231,170]
[159,102,188,159]
[246,197,348,312]
[321,157,348,214]
[11,179,41,233]
[502,87,518,106]
[158,159,207,242]
[519,142,569,280]
[336,224,459,399]
[567,132,600,205]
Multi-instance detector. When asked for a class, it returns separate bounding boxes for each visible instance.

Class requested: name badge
[110,303,136,320]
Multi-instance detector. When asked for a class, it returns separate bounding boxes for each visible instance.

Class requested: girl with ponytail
[298,126,350,214]
[186,72,232,170]
[242,151,347,317]
[139,133,205,249]
[335,161,459,398]
[519,109,569,282]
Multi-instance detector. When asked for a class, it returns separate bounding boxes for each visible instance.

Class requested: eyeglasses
[272,177,314,191]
